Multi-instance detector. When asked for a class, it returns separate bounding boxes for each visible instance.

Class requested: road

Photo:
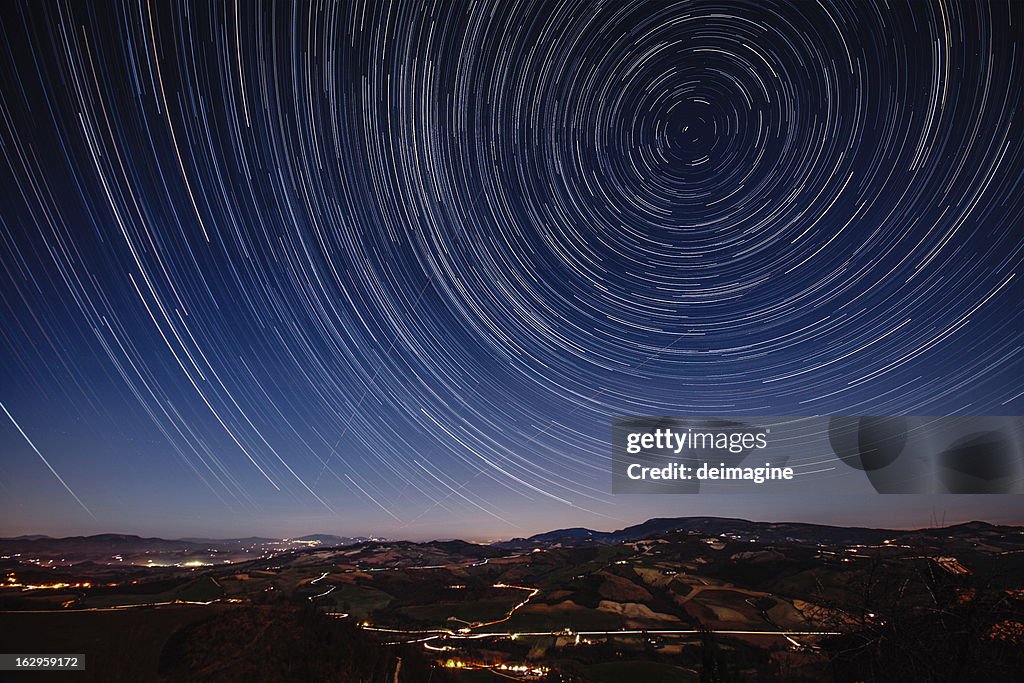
[361,623,841,639]
[345,575,842,646]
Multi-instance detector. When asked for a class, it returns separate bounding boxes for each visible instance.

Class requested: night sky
[1,1,1022,541]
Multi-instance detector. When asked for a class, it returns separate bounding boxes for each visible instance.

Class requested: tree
[700,628,737,683]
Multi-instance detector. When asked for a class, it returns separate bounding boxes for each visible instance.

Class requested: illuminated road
[309,585,336,600]
[361,624,842,639]
[463,583,539,630]
[332,575,844,645]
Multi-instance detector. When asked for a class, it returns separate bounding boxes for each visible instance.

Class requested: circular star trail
[0,0,1021,529]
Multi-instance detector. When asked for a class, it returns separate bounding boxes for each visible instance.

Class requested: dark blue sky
[1,0,1022,541]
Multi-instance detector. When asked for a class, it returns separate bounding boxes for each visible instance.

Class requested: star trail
[1,0,1022,539]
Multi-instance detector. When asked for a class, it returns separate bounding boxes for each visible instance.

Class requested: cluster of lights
[988,620,1024,645]
[2,579,110,590]
[442,659,548,676]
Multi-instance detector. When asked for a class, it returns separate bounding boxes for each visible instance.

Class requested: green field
[317,582,393,617]
[78,575,223,608]
[397,594,523,625]
[500,602,625,632]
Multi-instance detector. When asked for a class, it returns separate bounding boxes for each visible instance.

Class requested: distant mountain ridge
[2,517,1016,561]
[0,533,371,546]
[0,533,378,566]
[292,534,378,545]
[492,516,1011,550]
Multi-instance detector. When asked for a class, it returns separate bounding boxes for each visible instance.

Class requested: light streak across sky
[0,1,1021,538]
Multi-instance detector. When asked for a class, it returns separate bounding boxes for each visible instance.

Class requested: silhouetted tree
[700,628,738,683]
